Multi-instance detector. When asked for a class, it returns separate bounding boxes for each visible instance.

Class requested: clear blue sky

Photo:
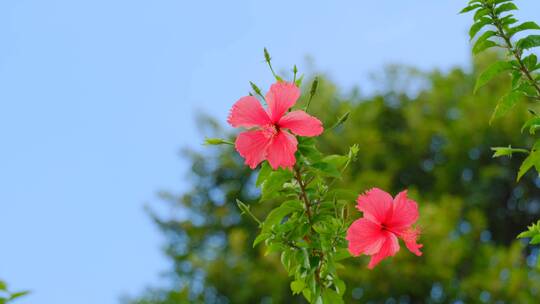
[1,1,539,303]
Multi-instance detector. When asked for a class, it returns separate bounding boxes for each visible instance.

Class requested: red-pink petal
[346,218,386,256]
[367,232,400,269]
[235,130,271,169]
[386,190,419,229]
[265,130,297,170]
[398,228,423,256]
[278,110,324,137]
[265,82,300,123]
[227,96,271,128]
[356,188,394,225]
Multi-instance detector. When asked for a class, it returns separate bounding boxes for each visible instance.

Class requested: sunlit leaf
[290,280,305,294]
[491,146,529,158]
[473,39,498,55]
[475,61,513,93]
[495,2,518,15]
[517,141,540,180]
[508,21,540,37]
[521,117,540,134]
[517,35,540,50]
[490,90,524,123]
[262,200,303,232]
[459,4,481,14]
[469,17,493,40]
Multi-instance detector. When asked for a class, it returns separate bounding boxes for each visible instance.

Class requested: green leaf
[516,35,540,50]
[475,61,513,93]
[264,242,285,255]
[510,70,522,88]
[490,90,524,123]
[0,281,6,291]
[256,162,271,187]
[322,289,344,304]
[492,0,513,4]
[295,74,304,87]
[517,141,540,181]
[290,280,305,294]
[523,54,538,71]
[324,188,358,201]
[334,279,346,296]
[459,4,481,14]
[261,168,293,199]
[262,200,302,232]
[328,111,351,130]
[473,8,490,21]
[473,39,498,55]
[495,2,518,15]
[311,161,341,178]
[249,81,263,97]
[9,291,30,301]
[281,249,292,271]
[236,199,263,227]
[469,17,493,40]
[289,221,310,239]
[500,15,518,26]
[522,117,540,134]
[518,220,540,243]
[333,248,351,261]
[324,154,348,169]
[517,230,536,239]
[348,144,359,160]
[473,30,496,46]
[518,153,538,180]
[531,234,540,245]
[517,220,540,241]
[298,137,323,163]
[302,289,312,303]
[203,137,233,146]
[491,146,529,158]
[252,232,269,247]
[508,21,540,37]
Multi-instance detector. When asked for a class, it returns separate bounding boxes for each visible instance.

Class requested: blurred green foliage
[127,55,540,303]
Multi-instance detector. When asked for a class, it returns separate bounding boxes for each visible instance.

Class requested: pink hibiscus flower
[227,81,323,170]
[346,188,423,269]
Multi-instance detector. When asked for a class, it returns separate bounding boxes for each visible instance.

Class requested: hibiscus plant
[206,50,423,303]
[461,0,540,248]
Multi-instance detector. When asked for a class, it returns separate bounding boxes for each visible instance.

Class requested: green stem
[488,5,540,96]
[293,166,325,285]
[235,199,262,227]
[294,167,314,228]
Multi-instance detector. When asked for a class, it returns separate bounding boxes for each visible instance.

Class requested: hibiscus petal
[235,130,271,169]
[356,188,394,225]
[278,110,324,136]
[367,232,400,269]
[387,190,419,229]
[227,96,271,128]
[346,218,386,256]
[265,82,300,123]
[266,130,297,170]
[398,228,423,256]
